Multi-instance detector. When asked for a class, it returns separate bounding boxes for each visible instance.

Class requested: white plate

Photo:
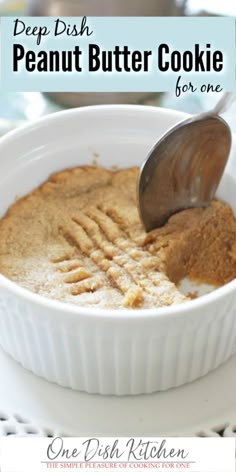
[0,345,236,438]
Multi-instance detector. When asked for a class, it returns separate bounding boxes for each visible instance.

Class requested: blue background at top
[0,16,235,93]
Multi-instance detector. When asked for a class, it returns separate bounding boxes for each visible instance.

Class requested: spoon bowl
[139,92,234,232]
[139,114,231,231]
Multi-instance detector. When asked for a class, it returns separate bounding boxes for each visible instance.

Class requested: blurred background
[0,0,235,135]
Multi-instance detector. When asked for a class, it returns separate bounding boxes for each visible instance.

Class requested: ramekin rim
[0,103,189,147]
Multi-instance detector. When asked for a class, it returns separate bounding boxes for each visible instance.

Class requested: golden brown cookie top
[0,166,235,309]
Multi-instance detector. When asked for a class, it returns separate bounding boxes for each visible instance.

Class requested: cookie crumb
[187,291,199,300]
[92,152,99,166]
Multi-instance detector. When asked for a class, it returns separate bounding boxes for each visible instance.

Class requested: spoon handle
[212,92,235,115]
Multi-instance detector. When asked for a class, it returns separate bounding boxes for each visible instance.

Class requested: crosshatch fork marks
[55,259,85,273]
[60,216,143,307]
[56,206,185,308]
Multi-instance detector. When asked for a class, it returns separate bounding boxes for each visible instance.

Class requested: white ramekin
[0,105,235,395]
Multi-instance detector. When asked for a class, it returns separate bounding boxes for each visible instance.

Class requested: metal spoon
[139,92,235,232]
